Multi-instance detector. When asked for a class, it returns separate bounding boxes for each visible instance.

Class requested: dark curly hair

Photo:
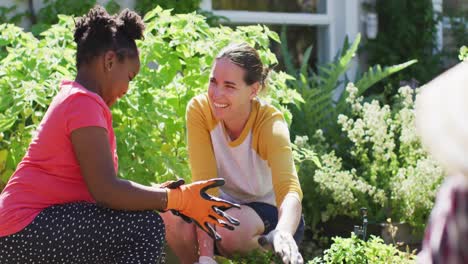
[73,5,145,69]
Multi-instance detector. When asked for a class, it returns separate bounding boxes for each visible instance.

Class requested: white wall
[329,0,361,80]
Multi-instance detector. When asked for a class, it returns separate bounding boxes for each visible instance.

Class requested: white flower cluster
[313,83,444,227]
[314,152,386,222]
[391,157,444,228]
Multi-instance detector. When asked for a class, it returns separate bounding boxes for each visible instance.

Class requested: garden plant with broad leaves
[0,7,302,189]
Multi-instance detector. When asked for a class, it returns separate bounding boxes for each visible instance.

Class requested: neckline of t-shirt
[224,100,258,148]
[60,80,110,111]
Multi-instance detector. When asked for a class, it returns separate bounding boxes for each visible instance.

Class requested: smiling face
[102,51,140,107]
[208,57,259,125]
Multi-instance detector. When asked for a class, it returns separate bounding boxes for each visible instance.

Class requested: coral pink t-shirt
[0,80,118,237]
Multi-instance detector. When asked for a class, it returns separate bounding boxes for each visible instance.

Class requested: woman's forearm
[276,193,302,234]
[197,226,215,257]
[94,178,168,211]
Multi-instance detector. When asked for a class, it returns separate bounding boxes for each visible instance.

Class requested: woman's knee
[216,206,264,255]
[216,228,240,254]
[161,212,199,263]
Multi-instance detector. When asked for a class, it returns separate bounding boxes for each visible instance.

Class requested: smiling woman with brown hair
[163,43,304,264]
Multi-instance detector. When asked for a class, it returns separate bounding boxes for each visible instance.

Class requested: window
[269,25,318,71]
[201,0,328,66]
[212,0,325,14]
[200,0,361,79]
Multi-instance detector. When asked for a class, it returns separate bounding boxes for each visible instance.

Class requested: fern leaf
[300,45,313,76]
[355,59,417,96]
[322,34,361,92]
[280,26,296,76]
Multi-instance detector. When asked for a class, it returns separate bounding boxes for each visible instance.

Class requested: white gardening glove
[258,229,304,264]
[194,256,217,264]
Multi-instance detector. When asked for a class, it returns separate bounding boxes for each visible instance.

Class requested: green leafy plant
[31,0,97,35]
[280,31,416,229]
[282,32,416,145]
[113,7,302,184]
[134,1,229,26]
[0,17,76,186]
[215,249,283,264]
[310,84,444,233]
[311,233,416,264]
[0,0,121,36]
[0,4,23,25]
[135,0,201,15]
[0,8,303,190]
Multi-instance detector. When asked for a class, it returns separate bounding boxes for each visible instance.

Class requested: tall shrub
[306,84,444,232]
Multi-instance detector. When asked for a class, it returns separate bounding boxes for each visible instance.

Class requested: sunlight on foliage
[310,84,444,232]
[0,8,302,187]
[311,233,416,264]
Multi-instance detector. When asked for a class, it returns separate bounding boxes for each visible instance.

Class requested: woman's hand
[165,178,240,240]
[258,229,303,264]
[195,256,217,264]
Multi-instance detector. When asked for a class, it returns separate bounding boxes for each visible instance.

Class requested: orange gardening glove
[165,178,240,241]
[159,178,193,224]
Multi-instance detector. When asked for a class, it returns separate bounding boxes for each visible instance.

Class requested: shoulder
[252,98,291,151]
[60,81,109,115]
[253,98,287,133]
[186,93,218,129]
[187,93,210,113]
[56,82,112,128]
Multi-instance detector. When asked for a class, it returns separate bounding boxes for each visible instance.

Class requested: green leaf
[355,59,418,96]
[0,116,16,133]
[300,45,313,77]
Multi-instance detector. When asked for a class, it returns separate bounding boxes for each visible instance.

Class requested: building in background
[0,0,464,81]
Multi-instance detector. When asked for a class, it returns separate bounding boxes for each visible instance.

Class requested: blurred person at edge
[162,43,305,264]
[416,61,468,264]
[0,5,238,264]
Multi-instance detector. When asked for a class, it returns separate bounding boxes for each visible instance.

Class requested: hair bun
[116,9,145,40]
[74,5,114,44]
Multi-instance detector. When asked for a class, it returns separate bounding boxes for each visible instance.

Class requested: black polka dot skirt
[0,202,166,263]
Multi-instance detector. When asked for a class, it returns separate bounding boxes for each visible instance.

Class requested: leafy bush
[281,32,416,229]
[0,17,76,185]
[0,8,302,189]
[0,4,22,25]
[0,1,125,36]
[283,33,416,148]
[135,0,201,15]
[311,233,416,264]
[31,0,96,34]
[215,250,283,264]
[308,84,444,232]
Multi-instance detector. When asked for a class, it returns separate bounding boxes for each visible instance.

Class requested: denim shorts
[245,202,305,245]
